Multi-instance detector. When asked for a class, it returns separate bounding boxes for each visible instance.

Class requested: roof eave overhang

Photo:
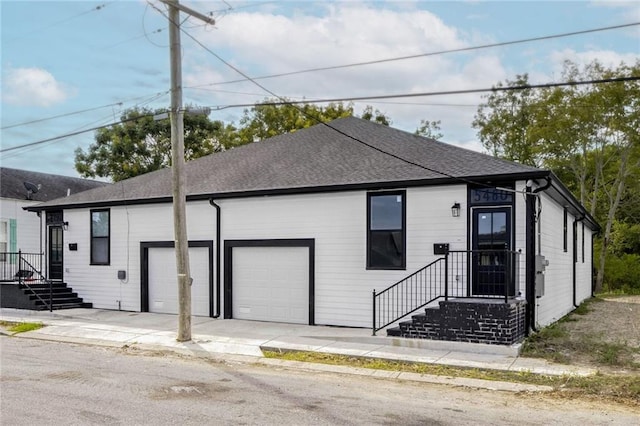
[25,170,551,212]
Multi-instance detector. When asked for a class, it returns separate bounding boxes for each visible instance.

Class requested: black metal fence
[0,251,43,282]
[0,251,52,311]
[372,249,521,334]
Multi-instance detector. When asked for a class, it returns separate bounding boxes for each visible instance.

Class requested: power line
[202,76,640,111]
[185,21,640,90]
[158,11,640,193]
[1,102,124,130]
[1,91,170,155]
[2,75,637,155]
[7,3,111,42]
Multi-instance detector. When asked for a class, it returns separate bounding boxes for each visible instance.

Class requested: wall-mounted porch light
[51,221,69,230]
[451,202,461,218]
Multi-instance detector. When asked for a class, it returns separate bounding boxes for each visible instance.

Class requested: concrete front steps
[1,281,92,310]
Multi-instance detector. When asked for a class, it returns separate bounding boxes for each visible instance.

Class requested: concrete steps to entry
[1,282,92,311]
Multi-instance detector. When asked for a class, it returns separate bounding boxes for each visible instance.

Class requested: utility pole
[160,0,215,342]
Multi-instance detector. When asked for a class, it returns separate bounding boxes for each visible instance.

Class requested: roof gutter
[573,215,586,308]
[526,176,552,334]
[208,198,222,319]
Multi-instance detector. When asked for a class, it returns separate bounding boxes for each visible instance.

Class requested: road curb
[7,330,553,393]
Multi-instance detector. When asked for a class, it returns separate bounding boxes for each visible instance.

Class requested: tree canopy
[75,100,439,182]
[74,107,230,182]
[473,59,640,293]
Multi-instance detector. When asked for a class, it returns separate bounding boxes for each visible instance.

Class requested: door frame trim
[224,238,315,325]
[140,240,214,316]
[48,225,64,281]
[470,206,514,296]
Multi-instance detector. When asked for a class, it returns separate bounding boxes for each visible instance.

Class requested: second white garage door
[148,247,210,316]
[231,246,309,324]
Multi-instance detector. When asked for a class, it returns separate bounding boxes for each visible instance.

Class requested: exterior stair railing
[372,249,520,335]
[372,257,446,335]
[1,251,53,312]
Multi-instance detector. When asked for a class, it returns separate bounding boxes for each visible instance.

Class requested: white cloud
[549,48,640,72]
[2,67,72,107]
[182,4,498,142]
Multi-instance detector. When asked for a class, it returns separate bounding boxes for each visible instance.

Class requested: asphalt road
[1,337,637,425]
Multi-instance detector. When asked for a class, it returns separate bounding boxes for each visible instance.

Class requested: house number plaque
[470,188,513,205]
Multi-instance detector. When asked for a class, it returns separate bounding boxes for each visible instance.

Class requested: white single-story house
[24,117,598,343]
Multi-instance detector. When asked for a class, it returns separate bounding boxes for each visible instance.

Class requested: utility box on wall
[433,243,450,255]
[117,270,127,280]
[535,254,549,298]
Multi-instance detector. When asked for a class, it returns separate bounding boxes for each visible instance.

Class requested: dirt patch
[523,296,640,373]
[567,296,640,349]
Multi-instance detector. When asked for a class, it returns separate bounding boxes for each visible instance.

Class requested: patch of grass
[264,350,640,406]
[521,322,570,363]
[6,322,44,334]
[264,350,556,385]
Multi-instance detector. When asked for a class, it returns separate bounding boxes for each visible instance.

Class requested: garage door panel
[148,247,210,316]
[232,246,309,324]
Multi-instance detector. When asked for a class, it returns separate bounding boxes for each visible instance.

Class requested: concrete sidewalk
[0,308,595,384]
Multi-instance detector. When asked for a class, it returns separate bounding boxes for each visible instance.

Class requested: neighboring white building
[0,167,108,280]
[26,118,598,341]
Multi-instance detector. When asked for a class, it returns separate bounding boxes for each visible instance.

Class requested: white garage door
[232,246,309,324]
[148,247,210,316]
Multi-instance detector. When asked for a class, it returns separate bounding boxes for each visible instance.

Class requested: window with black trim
[91,209,110,265]
[563,208,568,252]
[367,191,405,269]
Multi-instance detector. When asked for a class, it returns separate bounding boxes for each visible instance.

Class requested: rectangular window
[91,209,110,265]
[563,208,568,253]
[367,191,405,270]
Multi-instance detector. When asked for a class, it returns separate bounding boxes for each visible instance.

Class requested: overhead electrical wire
[7,3,111,42]
[200,76,640,111]
[1,102,124,130]
[2,76,637,154]
[185,21,640,90]
[152,2,640,193]
[1,91,170,154]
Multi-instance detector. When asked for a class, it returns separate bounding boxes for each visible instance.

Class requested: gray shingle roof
[30,117,545,209]
[1,167,109,202]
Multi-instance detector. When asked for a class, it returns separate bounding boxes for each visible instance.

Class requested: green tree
[473,74,540,166]
[473,60,640,293]
[234,100,356,145]
[414,119,443,140]
[75,107,228,181]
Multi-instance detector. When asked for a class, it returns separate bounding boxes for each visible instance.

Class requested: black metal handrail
[372,249,521,335]
[1,251,52,311]
[372,257,445,335]
[448,249,521,303]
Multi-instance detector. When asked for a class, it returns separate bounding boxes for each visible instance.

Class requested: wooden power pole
[160,0,215,342]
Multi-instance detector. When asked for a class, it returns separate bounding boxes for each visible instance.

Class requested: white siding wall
[59,201,215,311]
[0,198,42,253]
[218,185,467,327]
[535,191,593,327]
[576,221,594,303]
[513,181,529,298]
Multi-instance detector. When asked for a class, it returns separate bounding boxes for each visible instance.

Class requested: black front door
[472,207,512,296]
[49,226,63,280]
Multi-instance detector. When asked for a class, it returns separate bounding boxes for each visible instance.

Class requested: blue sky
[1,0,639,179]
